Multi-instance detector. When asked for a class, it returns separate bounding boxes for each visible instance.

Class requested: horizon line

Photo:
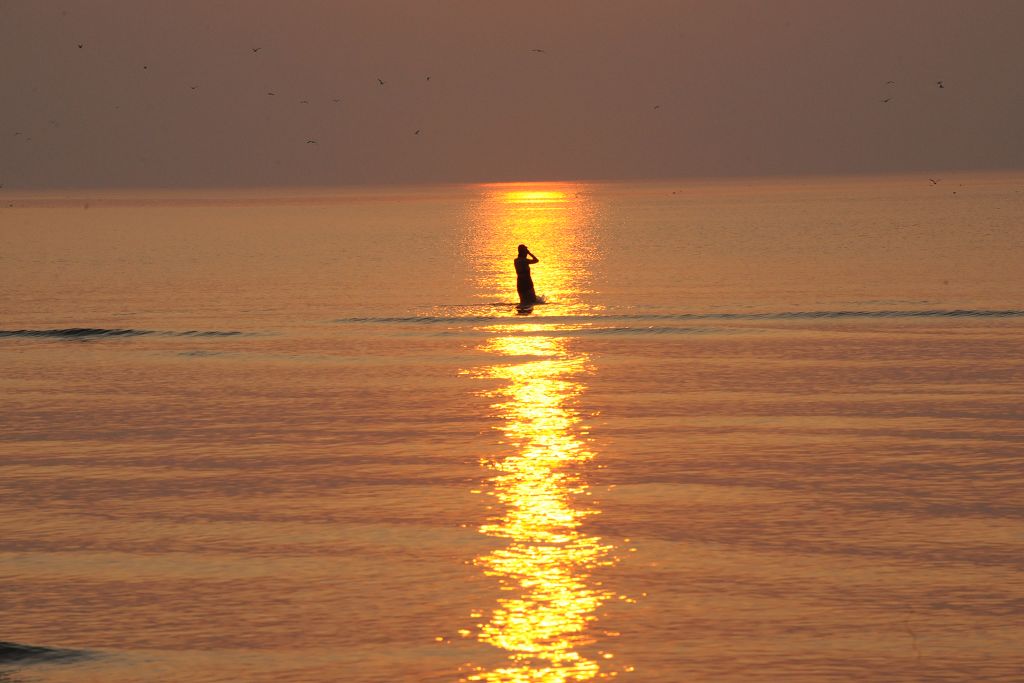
[3,165,1023,198]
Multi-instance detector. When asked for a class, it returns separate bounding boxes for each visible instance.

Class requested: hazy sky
[2,0,1023,188]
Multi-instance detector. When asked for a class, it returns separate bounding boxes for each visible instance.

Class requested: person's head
[517,244,528,257]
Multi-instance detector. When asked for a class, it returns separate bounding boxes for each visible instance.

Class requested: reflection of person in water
[514,244,539,305]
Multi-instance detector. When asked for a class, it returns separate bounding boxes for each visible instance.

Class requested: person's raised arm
[527,251,539,264]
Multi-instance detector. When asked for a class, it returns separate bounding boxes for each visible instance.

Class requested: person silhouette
[514,244,539,305]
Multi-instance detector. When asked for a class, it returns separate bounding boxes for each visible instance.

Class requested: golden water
[1,175,1022,681]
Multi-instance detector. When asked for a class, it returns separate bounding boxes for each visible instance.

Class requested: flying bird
[881,97,891,103]
[267,92,276,96]
[252,47,261,53]
[306,139,317,144]
[414,129,420,135]
[936,80,944,88]
[653,104,661,109]
[77,44,83,49]
[886,80,895,85]
[332,98,342,103]
[300,100,309,104]
[929,178,940,185]
[426,76,431,81]
[377,78,385,85]
[529,48,546,53]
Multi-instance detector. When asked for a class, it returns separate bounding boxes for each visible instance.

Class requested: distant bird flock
[0,38,967,194]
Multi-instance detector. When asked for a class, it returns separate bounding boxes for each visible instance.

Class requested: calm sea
[1,175,1022,682]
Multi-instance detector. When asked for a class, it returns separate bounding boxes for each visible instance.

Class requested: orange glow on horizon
[502,190,568,204]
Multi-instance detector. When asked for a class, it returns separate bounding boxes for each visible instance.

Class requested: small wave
[337,316,499,325]
[662,309,1024,321]
[436,325,727,337]
[579,325,723,335]
[0,327,148,338]
[335,308,1024,326]
[0,641,87,663]
[0,328,245,339]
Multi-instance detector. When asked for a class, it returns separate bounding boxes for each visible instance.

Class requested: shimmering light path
[460,185,629,682]
[465,329,619,682]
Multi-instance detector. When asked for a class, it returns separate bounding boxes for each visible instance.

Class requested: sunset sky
[3,0,1023,188]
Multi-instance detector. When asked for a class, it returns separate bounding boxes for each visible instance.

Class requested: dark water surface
[1,176,1022,681]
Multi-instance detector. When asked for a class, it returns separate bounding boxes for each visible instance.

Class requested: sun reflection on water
[459,184,624,682]
[460,182,600,314]
[465,329,617,683]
